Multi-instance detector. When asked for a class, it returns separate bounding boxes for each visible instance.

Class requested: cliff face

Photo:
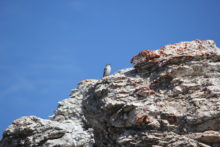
[1,40,220,147]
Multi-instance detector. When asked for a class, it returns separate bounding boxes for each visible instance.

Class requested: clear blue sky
[0,0,220,136]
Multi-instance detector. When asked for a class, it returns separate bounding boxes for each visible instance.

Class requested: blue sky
[0,0,220,136]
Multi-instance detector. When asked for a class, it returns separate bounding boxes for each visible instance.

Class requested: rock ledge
[1,40,220,147]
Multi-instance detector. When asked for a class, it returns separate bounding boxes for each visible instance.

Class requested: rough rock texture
[1,40,220,147]
[0,80,97,147]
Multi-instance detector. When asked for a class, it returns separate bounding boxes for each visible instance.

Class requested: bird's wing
[103,67,107,77]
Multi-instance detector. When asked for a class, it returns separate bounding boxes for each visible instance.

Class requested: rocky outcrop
[1,40,220,147]
[0,80,97,147]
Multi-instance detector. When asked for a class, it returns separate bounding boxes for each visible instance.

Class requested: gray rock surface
[1,40,220,147]
[0,80,97,147]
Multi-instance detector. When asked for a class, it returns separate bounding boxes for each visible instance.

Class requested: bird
[103,64,111,77]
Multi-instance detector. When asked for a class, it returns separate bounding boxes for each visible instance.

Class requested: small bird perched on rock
[103,64,111,77]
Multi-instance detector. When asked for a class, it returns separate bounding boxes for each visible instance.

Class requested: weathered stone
[131,40,220,74]
[1,40,220,147]
[0,79,97,147]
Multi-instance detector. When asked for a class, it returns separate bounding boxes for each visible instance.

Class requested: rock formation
[1,40,220,147]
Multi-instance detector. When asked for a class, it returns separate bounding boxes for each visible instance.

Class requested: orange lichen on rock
[160,72,170,78]
[135,108,151,124]
[119,90,129,94]
[131,40,219,72]
[131,50,161,65]
[135,86,155,97]
[136,115,150,124]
